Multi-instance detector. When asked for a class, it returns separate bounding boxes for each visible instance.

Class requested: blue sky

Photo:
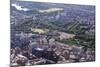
[17,0,96,5]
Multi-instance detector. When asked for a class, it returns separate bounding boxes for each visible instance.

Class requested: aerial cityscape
[10,0,95,66]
